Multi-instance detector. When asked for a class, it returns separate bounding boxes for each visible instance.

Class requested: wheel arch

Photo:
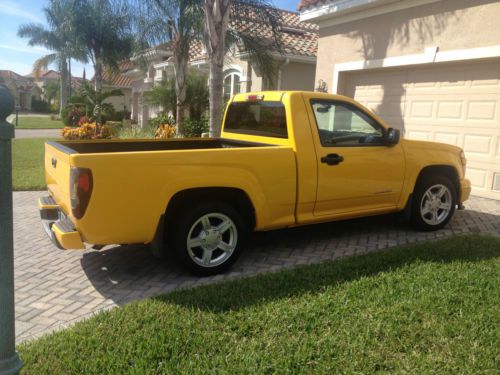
[150,187,256,256]
[165,187,256,230]
[414,165,460,198]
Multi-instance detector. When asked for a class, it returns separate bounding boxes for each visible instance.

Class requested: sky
[0,0,300,78]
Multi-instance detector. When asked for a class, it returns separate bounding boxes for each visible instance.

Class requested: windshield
[224,101,288,139]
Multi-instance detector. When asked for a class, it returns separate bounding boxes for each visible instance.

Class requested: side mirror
[385,127,400,145]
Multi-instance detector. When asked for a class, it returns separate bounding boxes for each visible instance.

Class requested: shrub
[100,103,116,123]
[117,125,156,139]
[155,124,177,139]
[61,104,86,127]
[50,102,60,113]
[31,98,51,113]
[61,121,117,140]
[108,110,131,121]
[148,113,175,128]
[183,118,209,138]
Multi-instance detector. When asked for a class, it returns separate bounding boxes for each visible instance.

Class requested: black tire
[168,201,248,276]
[411,174,457,231]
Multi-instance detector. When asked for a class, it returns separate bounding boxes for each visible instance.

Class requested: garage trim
[332,44,500,94]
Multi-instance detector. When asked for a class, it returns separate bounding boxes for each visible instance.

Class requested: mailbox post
[14,106,20,127]
[0,85,22,375]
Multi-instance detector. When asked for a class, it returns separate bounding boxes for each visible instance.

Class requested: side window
[311,100,384,146]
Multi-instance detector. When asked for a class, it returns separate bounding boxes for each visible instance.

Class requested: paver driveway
[14,191,500,343]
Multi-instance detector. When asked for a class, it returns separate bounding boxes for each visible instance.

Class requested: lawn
[18,235,500,374]
[9,115,63,129]
[12,138,52,191]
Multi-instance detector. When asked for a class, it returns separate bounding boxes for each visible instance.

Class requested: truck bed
[48,138,267,154]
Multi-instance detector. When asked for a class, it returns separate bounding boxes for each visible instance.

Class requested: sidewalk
[14,129,61,139]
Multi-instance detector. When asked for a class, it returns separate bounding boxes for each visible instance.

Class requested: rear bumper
[38,196,85,250]
[460,178,471,204]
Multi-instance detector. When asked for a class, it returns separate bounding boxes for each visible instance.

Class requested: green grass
[18,235,500,374]
[12,138,52,191]
[9,115,63,129]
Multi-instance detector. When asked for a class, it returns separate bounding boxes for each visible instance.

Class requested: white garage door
[343,61,500,199]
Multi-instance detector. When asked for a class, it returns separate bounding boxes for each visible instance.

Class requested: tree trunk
[94,59,103,126]
[208,57,224,136]
[59,57,68,117]
[203,0,231,137]
[173,51,188,136]
[68,57,72,99]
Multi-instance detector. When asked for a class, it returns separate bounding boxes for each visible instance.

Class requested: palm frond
[32,53,59,78]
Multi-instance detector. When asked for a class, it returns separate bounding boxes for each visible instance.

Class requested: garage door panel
[434,132,459,146]
[467,100,498,121]
[466,166,488,189]
[343,61,500,199]
[437,101,463,120]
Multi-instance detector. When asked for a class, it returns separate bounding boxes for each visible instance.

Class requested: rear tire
[169,201,247,276]
[411,174,456,231]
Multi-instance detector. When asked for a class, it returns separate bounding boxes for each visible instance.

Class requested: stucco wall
[280,62,316,91]
[315,0,500,90]
[103,87,132,113]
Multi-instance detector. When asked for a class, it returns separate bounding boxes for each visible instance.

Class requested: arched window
[223,69,241,101]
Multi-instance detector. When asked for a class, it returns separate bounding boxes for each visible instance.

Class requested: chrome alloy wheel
[186,213,238,268]
[420,184,453,226]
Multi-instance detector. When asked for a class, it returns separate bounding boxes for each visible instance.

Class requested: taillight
[70,167,93,219]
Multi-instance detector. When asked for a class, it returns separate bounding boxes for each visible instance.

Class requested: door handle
[321,153,344,166]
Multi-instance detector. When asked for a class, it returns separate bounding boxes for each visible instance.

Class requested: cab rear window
[224,101,288,138]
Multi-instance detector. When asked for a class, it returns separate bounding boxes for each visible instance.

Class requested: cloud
[0,43,51,55]
[0,1,42,23]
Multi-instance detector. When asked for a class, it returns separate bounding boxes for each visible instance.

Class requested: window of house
[224,70,241,101]
[311,100,385,146]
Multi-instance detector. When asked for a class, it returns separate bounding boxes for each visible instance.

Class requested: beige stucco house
[103,7,318,127]
[0,70,41,110]
[299,0,500,199]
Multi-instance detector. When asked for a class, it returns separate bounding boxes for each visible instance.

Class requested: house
[0,70,41,110]
[26,70,83,103]
[102,7,319,127]
[298,0,500,199]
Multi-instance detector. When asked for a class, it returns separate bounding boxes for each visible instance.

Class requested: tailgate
[44,141,72,215]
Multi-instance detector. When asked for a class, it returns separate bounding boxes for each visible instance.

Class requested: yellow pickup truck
[39,91,471,275]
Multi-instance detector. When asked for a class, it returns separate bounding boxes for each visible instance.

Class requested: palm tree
[143,78,177,118]
[144,72,209,120]
[203,0,282,136]
[79,81,124,117]
[72,0,133,124]
[18,0,83,116]
[134,0,203,135]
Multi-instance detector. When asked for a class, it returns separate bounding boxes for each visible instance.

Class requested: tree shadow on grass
[157,234,500,312]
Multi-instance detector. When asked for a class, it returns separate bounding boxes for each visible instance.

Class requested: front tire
[411,175,456,231]
[170,201,247,276]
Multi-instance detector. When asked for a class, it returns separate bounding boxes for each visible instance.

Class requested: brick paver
[14,191,500,342]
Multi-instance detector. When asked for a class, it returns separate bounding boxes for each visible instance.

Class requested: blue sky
[0,0,299,78]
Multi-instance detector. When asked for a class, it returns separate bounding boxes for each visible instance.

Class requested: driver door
[307,98,405,217]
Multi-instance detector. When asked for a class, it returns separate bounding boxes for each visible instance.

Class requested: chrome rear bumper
[39,195,85,250]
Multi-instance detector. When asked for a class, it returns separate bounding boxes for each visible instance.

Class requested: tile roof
[105,5,318,88]
[188,7,318,62]
[102,61,134,87]
[0,70,28,81]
